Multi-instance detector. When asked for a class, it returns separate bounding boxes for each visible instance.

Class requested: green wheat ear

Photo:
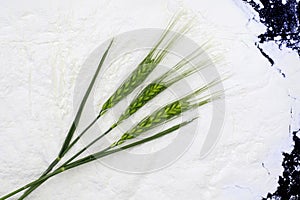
[99,12,193,116]
[100,60,156,113]
[112,100,190,146]
[115,41,216,125]
[117,82,167,122]
[111,78,224,147]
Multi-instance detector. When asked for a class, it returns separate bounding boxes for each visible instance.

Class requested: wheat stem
[16,39,114,200]
[0,119,194,200]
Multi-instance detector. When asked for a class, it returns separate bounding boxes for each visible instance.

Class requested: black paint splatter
[255,42,286,77]
[241,1,300,199]
[243,0,300,55]
[262,130,300,200]
[255,42,275,65]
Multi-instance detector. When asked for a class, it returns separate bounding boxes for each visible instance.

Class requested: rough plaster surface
[0,0,299,199]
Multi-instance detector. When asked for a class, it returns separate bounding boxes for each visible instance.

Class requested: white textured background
[0,0,300,199]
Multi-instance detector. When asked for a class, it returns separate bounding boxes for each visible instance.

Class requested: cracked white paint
[0,0,300,199]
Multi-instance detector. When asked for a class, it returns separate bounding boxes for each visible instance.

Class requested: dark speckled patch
[262,130,300,200]
[243,0,300,55]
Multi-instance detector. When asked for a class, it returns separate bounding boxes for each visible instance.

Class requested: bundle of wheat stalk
[0,12,225,200]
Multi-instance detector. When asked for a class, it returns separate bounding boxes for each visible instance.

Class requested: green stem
[17,116,102,200]
[62,127,114,166]
[42,157,61,176]
[58,39,114,156]
[17,124,114,200]
[16,156,62,199]
[64,120,192,169]
[1,120,191,200]
[16,39,114,199]
[0,168,64,200]
[18,184,43,200]
[1,147,112,200]
[61,115,101,156]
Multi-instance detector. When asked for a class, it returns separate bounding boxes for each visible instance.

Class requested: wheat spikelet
[100,60,155,113]
[111,99,194,147]
[117,83,167,122]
